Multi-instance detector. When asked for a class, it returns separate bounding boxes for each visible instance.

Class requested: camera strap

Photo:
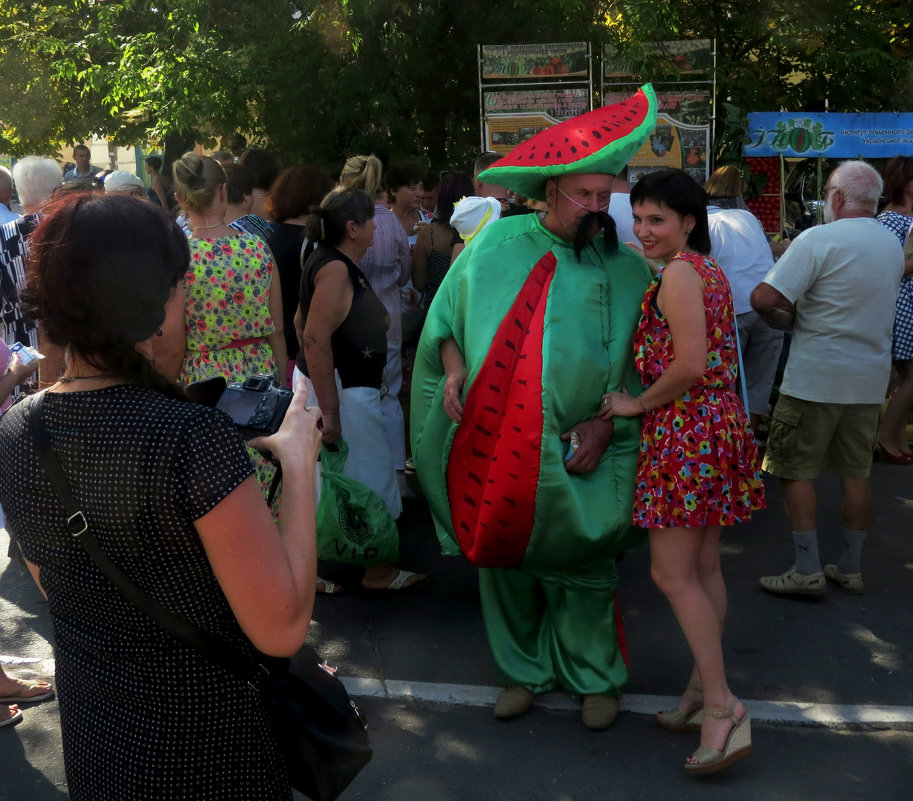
[266,465,283,507]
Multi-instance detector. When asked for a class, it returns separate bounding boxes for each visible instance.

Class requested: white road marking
[340,677,913,728]
[7,656,910,728]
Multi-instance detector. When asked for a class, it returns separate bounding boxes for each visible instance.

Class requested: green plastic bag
[316,439,399,565]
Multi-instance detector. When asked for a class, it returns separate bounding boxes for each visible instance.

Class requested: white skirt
[293,367,401,520]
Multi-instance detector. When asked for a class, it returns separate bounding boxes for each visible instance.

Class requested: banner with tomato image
[746,112,913,158]
[603,40,713,78]
[481,43,589,79]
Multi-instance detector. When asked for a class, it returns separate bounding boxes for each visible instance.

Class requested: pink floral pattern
[181,235,277,382]
[180,234,278,500]
[633,251,765,529]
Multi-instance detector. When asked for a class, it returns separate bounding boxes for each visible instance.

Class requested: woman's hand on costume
[598,387,641,419]
[443,369,466,423]
[561,417,614,474]
[249,380,322,464]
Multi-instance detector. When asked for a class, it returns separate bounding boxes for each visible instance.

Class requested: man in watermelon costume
[412,85,657,729]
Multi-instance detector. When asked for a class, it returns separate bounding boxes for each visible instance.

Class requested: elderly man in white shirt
[751,160,904,598]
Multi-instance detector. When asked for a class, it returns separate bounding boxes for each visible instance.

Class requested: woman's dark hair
[223,163,255,205]
[385,158,424,197]
[306,188,374,247]
[268,165,333,223]
[630,168,712,255]
[24,193,190,397]
[882,156,913,206]
[434,172,473,222]
[238,148,279,192]
[145,155,163,172]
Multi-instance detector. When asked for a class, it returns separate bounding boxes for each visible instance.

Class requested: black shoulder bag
[29,393,371,801]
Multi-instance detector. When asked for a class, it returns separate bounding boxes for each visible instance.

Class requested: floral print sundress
[633,251,765,529]
[180,234,279,499]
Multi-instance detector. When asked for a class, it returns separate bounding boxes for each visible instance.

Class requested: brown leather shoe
[581,694,619,730]
[493,687,535,719]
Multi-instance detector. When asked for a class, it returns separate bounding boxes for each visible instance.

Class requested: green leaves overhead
[0,1,909,167]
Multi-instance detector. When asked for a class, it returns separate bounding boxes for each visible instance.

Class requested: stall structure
[744,111,913,233]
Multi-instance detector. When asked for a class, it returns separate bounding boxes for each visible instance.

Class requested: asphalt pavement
[2,459,913,799]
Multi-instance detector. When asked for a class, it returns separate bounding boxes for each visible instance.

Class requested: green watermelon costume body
[411,211,652,696]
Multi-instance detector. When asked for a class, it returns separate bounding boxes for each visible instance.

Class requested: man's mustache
[573,211,619,260]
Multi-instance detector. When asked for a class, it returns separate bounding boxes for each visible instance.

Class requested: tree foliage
[0,1,910,170]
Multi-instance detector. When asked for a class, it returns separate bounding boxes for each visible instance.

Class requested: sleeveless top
[297,245,389,389]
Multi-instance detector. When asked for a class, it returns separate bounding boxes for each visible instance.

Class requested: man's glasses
[557,185,611,213]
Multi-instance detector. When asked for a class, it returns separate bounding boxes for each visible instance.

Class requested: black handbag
[29,393,372,801]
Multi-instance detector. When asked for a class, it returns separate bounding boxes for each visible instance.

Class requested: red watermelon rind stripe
[446,251,557,567]
[478,84,658,202]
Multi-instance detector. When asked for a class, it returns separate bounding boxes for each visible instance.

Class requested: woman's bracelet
[638,396,648,413]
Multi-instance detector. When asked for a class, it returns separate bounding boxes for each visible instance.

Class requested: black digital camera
[186,374,292,439]
[216,375,293,439]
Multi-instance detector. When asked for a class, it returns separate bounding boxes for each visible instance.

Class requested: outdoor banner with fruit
[481,42,588,79]
[743,111,913,234]
[480,43,593,153]
[746,112,913,158]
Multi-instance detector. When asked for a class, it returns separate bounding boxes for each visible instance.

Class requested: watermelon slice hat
[478,83,658,202]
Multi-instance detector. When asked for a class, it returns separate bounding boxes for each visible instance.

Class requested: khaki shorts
[762,394,880,480]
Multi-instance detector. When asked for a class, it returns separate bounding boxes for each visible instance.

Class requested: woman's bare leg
[649,526,744,752]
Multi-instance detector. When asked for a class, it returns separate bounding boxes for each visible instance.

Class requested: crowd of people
[0,85,910,795]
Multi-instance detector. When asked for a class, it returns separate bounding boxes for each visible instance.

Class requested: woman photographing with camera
[0,193,322,800]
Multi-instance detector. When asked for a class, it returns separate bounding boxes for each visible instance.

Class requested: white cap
[104,170,145,193]
[449,196,501,243]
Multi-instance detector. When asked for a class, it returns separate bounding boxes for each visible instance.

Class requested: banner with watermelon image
[746,112,913,158]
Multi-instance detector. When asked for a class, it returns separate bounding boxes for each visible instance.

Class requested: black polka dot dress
[876,210,913,360]
[0,385,291,800]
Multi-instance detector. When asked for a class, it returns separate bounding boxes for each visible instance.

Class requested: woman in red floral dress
[600,168,764,775]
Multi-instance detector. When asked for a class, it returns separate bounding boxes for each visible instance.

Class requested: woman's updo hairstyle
[339,154,384,198]
[24,192,190,397]
[306,187,374,247]
[630,168,712,256]
[172,152,226,213]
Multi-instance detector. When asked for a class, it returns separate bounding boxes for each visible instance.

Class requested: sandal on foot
[0,678,54,704]
[657,683,703,732]
[759,565,825,596]
[362,569,429,592]
[684,702,752,775]
[316,578,345,595]
[824,564,864,594]
[874,443,913,465]
[0,705,23,728]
